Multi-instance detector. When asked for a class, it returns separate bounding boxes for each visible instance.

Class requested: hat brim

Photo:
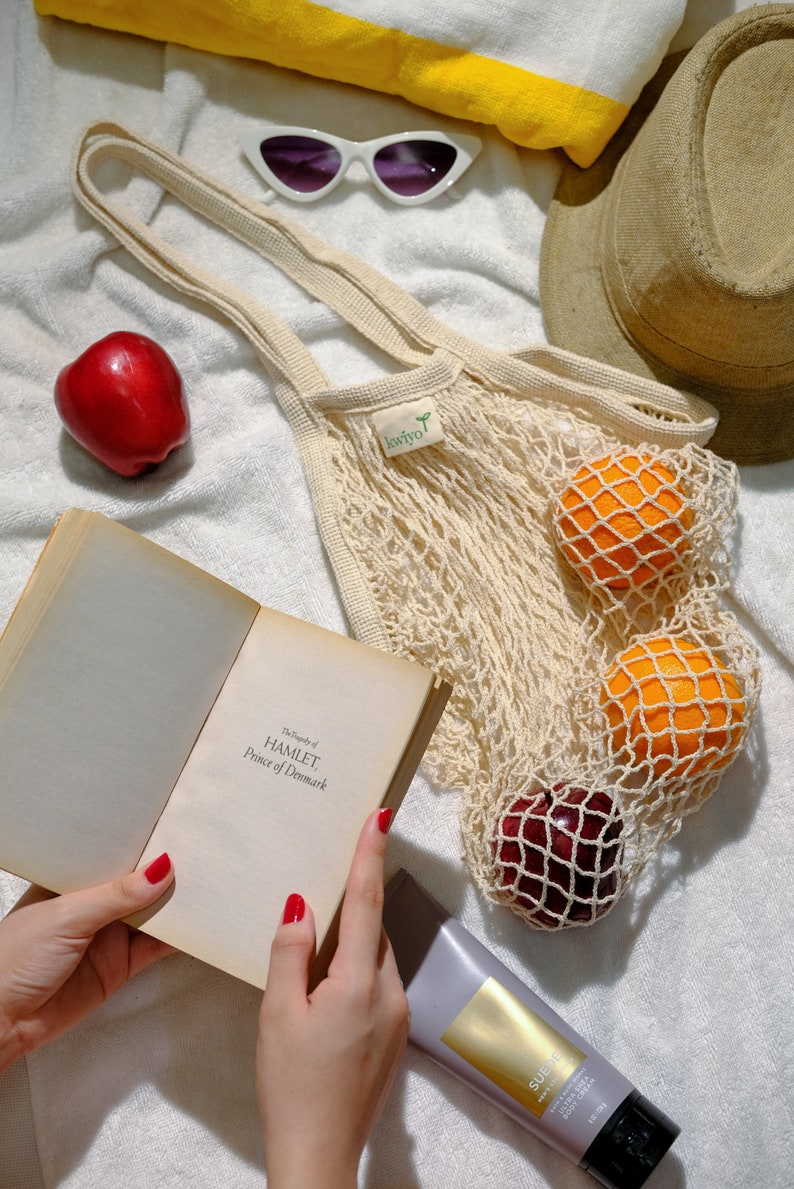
[539,49,794,467]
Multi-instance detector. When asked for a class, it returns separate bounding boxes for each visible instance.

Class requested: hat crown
[604,9,794,388]
[541,4,794,464]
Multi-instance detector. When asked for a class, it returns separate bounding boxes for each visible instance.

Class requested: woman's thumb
[56,853,175,938]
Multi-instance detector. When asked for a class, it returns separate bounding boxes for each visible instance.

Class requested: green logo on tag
[372,397,444,457]
[384,410,435,451]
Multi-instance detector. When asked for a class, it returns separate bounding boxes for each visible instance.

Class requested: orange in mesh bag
[601,635,746,780]
[554,452,692,589]
[73,124,762,934]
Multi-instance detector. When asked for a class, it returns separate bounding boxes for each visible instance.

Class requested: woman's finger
[262,894,317,1010]
[40,853,175,939]
[332,808,393,973]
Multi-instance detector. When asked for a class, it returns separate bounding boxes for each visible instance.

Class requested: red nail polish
[378,807,393,834]
[143,852,171,884]
[282,893,305,924]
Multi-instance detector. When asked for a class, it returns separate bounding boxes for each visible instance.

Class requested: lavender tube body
[383,869,679,1189]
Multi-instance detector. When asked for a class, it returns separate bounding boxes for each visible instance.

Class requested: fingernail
[378,808,393,835]
[143,852,172,884]
[282,893,305,924]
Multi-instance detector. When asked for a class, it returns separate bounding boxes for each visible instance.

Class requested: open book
[0,510,450,989]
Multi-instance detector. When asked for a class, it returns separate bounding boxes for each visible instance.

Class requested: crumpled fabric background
[0,1,792,1186]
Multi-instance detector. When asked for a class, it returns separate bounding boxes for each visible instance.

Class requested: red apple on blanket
[492,785,624,927]
[54,331,190,477]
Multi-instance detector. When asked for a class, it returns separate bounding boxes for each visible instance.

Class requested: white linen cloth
[0,1,792,1187]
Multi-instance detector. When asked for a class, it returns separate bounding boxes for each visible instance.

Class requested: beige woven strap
[72,122,718,450]
[72,121,471,386]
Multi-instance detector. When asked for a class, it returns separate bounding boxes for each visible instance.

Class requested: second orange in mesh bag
[600,635,746,781]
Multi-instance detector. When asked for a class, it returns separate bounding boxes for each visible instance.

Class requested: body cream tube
[383,869,679,1189]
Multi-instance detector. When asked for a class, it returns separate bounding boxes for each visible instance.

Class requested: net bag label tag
[372,397,444,457]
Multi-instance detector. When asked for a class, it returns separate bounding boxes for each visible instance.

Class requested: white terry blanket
[1,2,792,1187]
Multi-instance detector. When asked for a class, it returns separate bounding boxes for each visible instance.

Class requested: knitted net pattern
[71,124,762,932]
[322,372,761,928]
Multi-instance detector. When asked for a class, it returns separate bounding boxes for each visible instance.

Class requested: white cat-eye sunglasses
[238,126,482,206]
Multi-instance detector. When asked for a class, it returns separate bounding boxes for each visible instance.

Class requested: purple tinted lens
[373,140,457,197]
[259,135,342,193]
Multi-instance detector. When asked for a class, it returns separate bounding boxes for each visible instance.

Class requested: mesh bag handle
[74,122,464,382]
[73,123,720,448]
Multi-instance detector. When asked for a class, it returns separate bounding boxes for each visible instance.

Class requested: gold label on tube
[441,977,585,1117]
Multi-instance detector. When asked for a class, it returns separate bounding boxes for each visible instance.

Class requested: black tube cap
[580,1090,680,1188]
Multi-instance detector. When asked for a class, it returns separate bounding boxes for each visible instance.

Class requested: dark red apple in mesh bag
[55,331,190,477]
[492,785,624,927]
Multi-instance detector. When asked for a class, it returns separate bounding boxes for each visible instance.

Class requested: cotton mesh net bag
[330,424,760,929]
[484,447,758,928]
[73,123,762,932]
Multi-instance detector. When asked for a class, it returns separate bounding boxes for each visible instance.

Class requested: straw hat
[540,5,794,466]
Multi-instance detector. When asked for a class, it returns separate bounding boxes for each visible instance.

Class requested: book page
[137,605,435,989]
[0,511,258,891]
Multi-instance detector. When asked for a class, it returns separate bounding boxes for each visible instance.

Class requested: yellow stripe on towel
[34,0,629,165]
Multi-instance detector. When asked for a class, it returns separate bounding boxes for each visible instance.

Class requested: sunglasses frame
[238,125,482,206]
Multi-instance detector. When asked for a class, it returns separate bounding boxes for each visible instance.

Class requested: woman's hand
[0,853,175,1072]
[257,809,410,1189]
